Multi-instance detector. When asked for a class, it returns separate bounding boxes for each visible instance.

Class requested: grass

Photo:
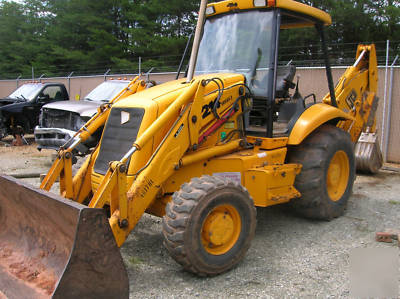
[128,256,143,265]
[389,200,400,205]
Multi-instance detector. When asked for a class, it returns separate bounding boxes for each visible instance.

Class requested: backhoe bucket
[0,175,128,299]
[355,132,383,174]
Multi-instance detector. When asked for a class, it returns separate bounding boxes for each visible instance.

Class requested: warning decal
[213,172,242,184]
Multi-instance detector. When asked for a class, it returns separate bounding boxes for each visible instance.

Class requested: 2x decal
[201,96,233,119]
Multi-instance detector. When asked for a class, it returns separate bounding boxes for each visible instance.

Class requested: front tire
[288,124,356,220]
[162,175,257,276]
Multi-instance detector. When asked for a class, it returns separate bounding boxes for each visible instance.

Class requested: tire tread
[162,175,256,276]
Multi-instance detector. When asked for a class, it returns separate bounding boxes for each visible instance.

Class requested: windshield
[196,10,275,97]
[84,81,129,103]
[8,84,43,101]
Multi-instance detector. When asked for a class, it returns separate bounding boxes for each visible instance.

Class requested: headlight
[253,0,267,7]
[74,116,86,131]
[206,5,215,16]
[74,115,90,131]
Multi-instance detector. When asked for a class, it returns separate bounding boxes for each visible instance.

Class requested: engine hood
[42,100,99,118]
[114,73,245,109]
[0,98,29,113]
[0,97,23,106]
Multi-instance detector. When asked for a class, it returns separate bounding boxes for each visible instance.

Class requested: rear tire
[162,175,256,276]
[287,124,355,220]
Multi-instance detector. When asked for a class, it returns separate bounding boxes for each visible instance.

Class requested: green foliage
[0,1,48,78]
[0,0,399,79]
[128,256,143,265]
[279,0,400,65]
[0,0,197,78]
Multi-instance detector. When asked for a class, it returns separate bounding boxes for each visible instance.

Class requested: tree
[120,0,198,72]
[0,1,51,78]
[279,0,400,65]
[0,0,399,79]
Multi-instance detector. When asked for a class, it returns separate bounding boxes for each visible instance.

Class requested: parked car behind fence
[35,79,132,154]
[0,82,68,140]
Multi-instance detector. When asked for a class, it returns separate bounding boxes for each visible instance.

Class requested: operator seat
[249,65,297,125]
[247,65,300,136]
[54,91,63,101]
[275,65,296,98]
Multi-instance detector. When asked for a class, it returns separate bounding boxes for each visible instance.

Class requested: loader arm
[40,76,147,198]
[86,78,245,246]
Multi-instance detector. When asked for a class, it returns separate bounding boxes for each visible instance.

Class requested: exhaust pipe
[0,175,128,298]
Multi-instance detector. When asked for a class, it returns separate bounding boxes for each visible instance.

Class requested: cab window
[40,86,64,102]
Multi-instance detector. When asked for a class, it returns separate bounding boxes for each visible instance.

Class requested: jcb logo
[346,90,357,110]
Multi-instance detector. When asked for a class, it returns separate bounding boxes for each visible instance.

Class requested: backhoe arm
[323,44,382,173]
[323,44,378,142]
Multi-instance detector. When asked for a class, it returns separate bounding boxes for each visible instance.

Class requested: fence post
[384,55,398,162]
[67,72,74,95]
[16,75,21,88]
[139,57,142,75]
[381,40,390,159]
[38,74,45,83]
[104,69,110,81]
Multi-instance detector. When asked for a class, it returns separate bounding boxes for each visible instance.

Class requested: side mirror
[37,94,49,103]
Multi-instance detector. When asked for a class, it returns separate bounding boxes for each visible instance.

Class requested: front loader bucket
[0,175,128,299]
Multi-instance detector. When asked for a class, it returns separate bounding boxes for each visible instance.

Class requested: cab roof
[207,0,332,27]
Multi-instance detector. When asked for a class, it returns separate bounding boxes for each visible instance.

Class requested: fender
[0,102,27,114]
[287,103,354,145]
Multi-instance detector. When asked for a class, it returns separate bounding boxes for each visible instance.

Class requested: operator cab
[195,0,334,138]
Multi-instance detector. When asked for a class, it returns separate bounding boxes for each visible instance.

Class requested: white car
[35,80,130,153]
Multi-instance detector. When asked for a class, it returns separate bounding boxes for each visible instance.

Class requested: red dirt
[0,247,56,296]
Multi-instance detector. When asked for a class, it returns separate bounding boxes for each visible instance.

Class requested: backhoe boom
[324,44,382,172]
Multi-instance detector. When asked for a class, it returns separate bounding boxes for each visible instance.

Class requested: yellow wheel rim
[201,204,241,255]
[326,150,350,202]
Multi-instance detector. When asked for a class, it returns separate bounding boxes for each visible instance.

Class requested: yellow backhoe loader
[0,0,383,298]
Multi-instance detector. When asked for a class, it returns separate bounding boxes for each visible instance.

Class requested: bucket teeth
[355,132,383,174]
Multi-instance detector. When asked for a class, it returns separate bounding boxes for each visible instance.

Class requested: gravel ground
[0,138,399,298]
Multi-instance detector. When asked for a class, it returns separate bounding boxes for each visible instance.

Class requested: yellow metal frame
[276,0,331,25]
[38,1,378,253]
[41,43,378,245]
[207,0,331,26]
[62,74,301,247]
[288,103,354,145]
[201,204,241,255]
[326,150,350,202]
[289,45,377,146]
[325,44,379,142]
